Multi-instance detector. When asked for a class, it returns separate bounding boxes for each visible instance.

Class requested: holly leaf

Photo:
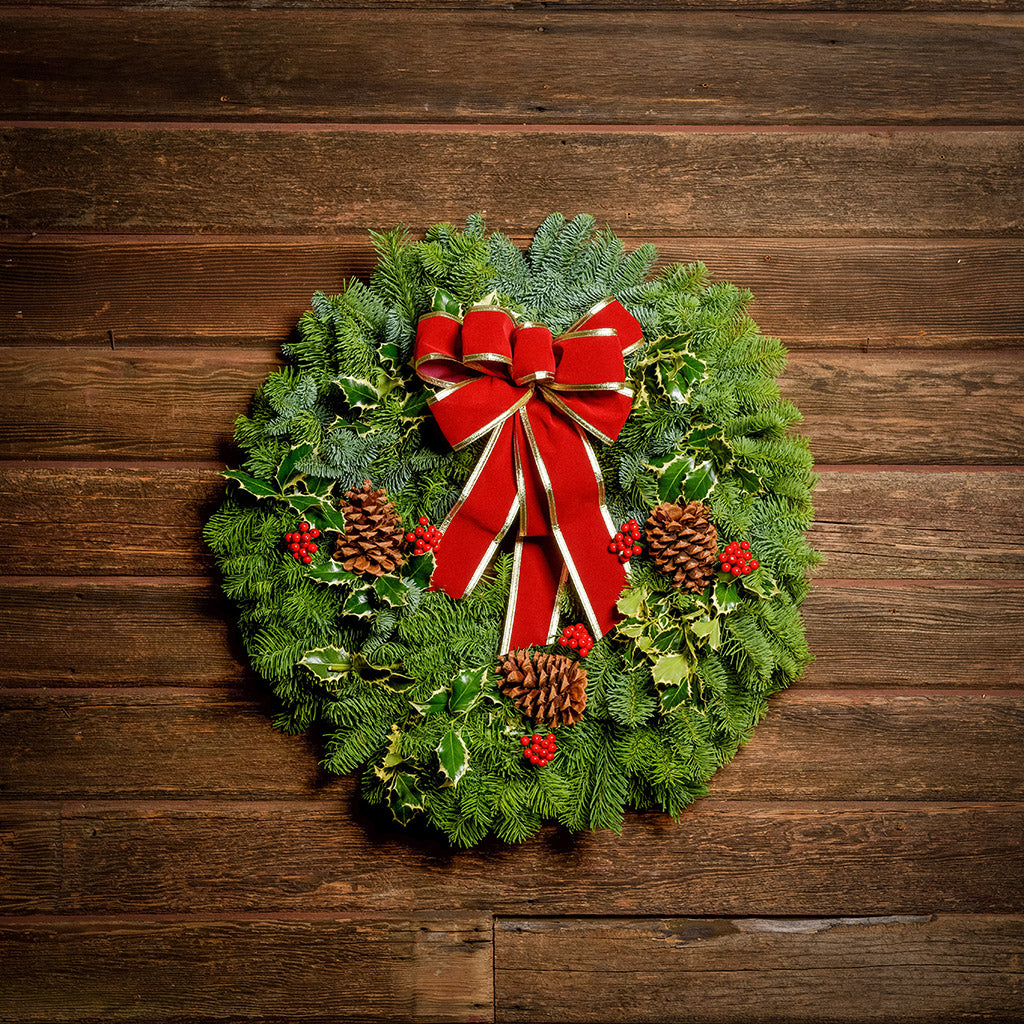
[335,375,380,411]
[303,501,346,535]
[436,729,470,788]
[432,287,462,317]
[655,352,706,405]
[389,771,425,826]
[399,390,429,422]
[410,686,448,716]
[404,551,436,589]
[342,586,375,621]
[646,451,690,503]
[683,459,717,502]
[712,580,742,616]
[300,646,352,682]
[222,468,279,499]
[652,652,694,690]
[449,665,490,716]
[616,586,647,619]
[734,465,763,495]
[275,443,314,491]
[689,616,722,651]
[374,573,411,609]
[659,683,691,714]
[305,561,361,587]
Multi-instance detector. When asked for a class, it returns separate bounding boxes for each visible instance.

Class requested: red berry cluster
[720,540,759,577]
[608,518,642,563]
[520,732,557,767]
[405,516,442,556]
[557,622,594,657]
[285,521,319,564]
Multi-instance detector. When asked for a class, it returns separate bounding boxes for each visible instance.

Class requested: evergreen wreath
[204,214,820,846]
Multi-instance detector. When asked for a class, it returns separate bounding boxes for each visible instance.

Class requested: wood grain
[494,915,1024,1023]
[2,127,1022,236]
[3,11,1023,125]
[1,689,1021,801]
[2,465,1021,580]
[2,578,1018,688]
[2,348,1021,463]
[20,800,1020,915]
[0,805,61,914]
[4,236,1021,350]
[0,915,494,1024]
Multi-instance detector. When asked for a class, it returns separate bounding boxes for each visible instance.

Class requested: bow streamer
[414,294,644,652]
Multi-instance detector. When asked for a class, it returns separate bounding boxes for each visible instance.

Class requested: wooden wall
[2,2,1023,1021]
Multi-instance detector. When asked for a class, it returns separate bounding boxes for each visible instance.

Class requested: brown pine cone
[334,479,405,577]
[645,500,718,593]
[497,650,588,728]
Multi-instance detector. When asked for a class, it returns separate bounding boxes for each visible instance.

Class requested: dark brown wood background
[2,2,1023,1021]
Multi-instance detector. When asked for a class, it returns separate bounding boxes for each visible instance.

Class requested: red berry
[536,759,547,767]
[520,736,530,746]
[292,552,301,561]
[741,540,750,550]
[414,525,424,537]
[732,566,742,576]
[308,543,317,554]
[290,543,300,553]
[299,522,310,533]
[619,554,629,563]
[419,515,429,525]
[742,565,752,575]
[309,528,319,539]
[406,532,416,542]
[301,555,312,564]
[750,560,759,569]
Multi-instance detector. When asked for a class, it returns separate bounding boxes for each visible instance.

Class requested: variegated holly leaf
[275,443,314,491]
[646,451,690,503]
[374,573,414,608]
[432,287,463,317]
[712,580,742,616]
[659,683,691,714]
[689,616,722,651]
[682,458,717,502]
[410,685,448,716]
[300,646,353,682]
[342,586,375,621]
[335,375,380,411]
[405,551,436,589]
[222,468,279,499]
[306,561,361,587]
[652,651,695,691]
[436,729,470,787]
[389,771,425,825]
[449,665,491,716]
[739,568,780,600]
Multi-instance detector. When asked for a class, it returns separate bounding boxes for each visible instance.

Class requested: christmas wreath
[204,214,820,846]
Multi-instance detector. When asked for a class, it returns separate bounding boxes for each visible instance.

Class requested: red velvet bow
[414,295,644,652]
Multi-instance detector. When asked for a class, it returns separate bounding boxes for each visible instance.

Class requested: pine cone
[334,479,405,577]
[497,650,588,728]
[645,500,718,593]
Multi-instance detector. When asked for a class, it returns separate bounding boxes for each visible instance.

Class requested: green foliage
[204,214,820,846]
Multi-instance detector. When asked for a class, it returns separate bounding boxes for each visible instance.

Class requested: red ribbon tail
[503,535,565,652]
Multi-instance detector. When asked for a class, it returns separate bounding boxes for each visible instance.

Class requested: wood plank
[494,915,1024,1024]
[2,348,1021,463]
[47,800,1024,914]
[0,579,246,685]
[0,915,494,1024]
[1,578,1019,688]
[3,11,1023,125]
[0,805,61,914]
[2,127,1021,236]
[1,689,1021,801]
[1,463,1021,579]
[807,468,1024,577]
[7,0,1024,12]
[3,236,1023,350]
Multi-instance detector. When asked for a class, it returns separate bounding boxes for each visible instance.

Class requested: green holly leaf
[436,729,470,788]
[712,580,742,616]
[449,665,490,716]
[646,451,690,503]
[374,573,411,609]
[305,561,361,587]
[300,646,352,682]
[399,391,429,422]
[652,652,694,690]
[335,375,380,410]
[223,468,279,499]
[689,616,722,651]
[342,586,375,620]
[683,459,717,502]
[734,465,763,495]
[389,771,425,826]
[659,683,691,714]
[305,501,346,535]
[616,586,647,619]
[405,551,436,589]
[410,686,448,716]
[685,425,733,464]
[275,443,314,491]
[432,287,462,317]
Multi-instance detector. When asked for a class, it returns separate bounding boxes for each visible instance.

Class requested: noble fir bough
[203,213,821,846]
